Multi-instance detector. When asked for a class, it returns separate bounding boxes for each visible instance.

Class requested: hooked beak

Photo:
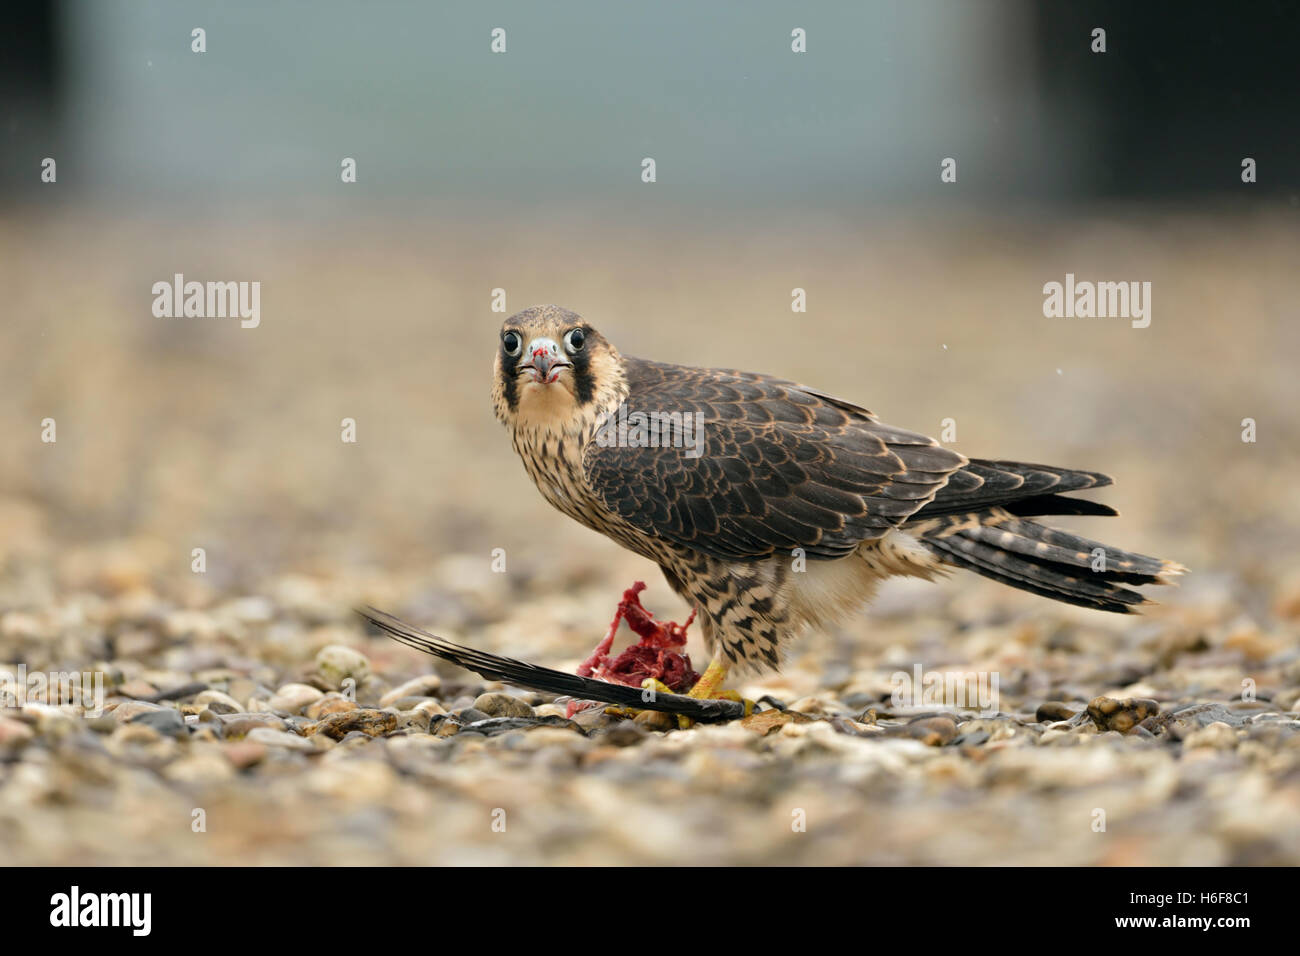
[516,337,571,384]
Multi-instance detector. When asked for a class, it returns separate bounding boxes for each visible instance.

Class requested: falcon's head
[492,305,623,430]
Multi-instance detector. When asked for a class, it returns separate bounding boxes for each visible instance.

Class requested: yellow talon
[712,689,756,715]
[643,677,677,698]
[675,656,755,729]
[606,663,755,729]
[606,677,678,718]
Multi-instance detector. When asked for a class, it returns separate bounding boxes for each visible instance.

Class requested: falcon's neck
[502,349,629,525]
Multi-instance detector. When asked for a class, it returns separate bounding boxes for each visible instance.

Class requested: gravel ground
[2,209,1297,865]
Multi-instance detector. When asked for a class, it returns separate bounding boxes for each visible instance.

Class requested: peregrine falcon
[489,304,1184,710]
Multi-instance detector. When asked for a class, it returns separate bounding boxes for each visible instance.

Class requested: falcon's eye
[502,331,522,356]
[564,328,585,353]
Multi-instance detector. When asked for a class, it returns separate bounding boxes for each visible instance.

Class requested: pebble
[86,714,119,734]
[194,690,244,714]
[1035,701,1078,722]
[0,715,35,747]
[106,725,180,763]
[21,703,79,733]
[315,645,371,688]
[379,675,444,707]
[110,700,166,722]
[305,693,358,719]
[472,692,534,718]
[740,709,812,736]
[308,709,397,740]
[901,716,959,746]
[117,678,159,699]
[221,713,291,737]
[788,696,832,715]
[227,678,264,706]
[394,710,433,734]
[110,723,162,746]
[1184,721,1239,750]
[164,752,236,783]
[355,675,389,707]
[246,727,316,751]
[269,682,324,714]
[0,611,44,639]
[570,708,617,732]
[589,722,641,747]
[388,695,439,711]
[632,710,676,732]
[128,708,189,737]
[411,699,447,718]
[222,740,269,769]
[1086,697,1161,734]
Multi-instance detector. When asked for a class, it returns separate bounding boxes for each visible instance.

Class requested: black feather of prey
[357,606,746,722]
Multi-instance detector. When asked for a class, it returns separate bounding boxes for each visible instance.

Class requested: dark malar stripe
[501,347,519,411]
[572,327,596,405]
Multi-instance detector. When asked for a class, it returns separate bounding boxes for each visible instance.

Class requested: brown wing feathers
[912,459,1113,518]
[583,359,966,561]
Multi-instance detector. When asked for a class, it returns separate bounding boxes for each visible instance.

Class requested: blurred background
[3,0,1297,587]
[6,0,1300,204]
[0,1,1298,865]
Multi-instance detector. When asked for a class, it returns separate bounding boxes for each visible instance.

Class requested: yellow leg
[675,654,754,728]
[684,655,729,700]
